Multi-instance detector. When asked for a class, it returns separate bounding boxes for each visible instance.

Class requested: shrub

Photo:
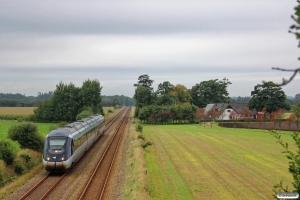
[138,134,145,140]
[136,124,143,133]
[76,107,93,120]
[14,162,25,175]
[8,122,44,152]
[141,141,152,149]
[108,109,113,113]
[0,139,19,165]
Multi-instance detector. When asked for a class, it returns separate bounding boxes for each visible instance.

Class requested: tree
[286,114,296,131]
[8,123,44,152]
[190,78,231,108]
[156,81,174,106]
[134,86,152,108]
[170,84,191,104]
[249,81,289,114]
[194,108,205,125]
[241,108,253,129]
[133,74,154,91]
[270,109,285,130]
[292,102,300,132]
[79,79,103,114]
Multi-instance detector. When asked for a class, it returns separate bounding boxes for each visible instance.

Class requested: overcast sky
[0,0,299,98]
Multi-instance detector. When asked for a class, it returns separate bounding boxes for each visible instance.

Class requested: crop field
[142,124,295,199]
[0,107,36,115]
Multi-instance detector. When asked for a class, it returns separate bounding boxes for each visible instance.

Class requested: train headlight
[46,156,50,161]
[61,157,65,161]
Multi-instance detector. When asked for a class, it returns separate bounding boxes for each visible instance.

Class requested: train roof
[46,114,104,137]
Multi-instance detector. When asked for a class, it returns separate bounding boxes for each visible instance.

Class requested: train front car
[43,130,73,172]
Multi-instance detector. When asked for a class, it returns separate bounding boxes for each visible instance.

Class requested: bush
[136,124,143,133]
[8,122,44,152]
[108,109,113,113]
[141,141,152,149]
[76,107,93,120]
[138,134,145,140]
[14,162,25,175]
[0,139,19,165]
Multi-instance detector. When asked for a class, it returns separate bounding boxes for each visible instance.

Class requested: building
[204,103,255,120]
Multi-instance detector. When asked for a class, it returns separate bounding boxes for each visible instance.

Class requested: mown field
[141,124,295,199]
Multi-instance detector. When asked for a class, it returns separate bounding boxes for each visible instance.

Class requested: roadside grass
[141,123,295,199]
[0,107,36,115]
[122,109,151,200]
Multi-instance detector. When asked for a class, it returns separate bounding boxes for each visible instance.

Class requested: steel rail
[19,174,50,200]
[78,107,131,200]
[19,108,127,200]
[99,107,131,199]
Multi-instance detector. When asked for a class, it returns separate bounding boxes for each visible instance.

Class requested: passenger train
[42,114,105,172]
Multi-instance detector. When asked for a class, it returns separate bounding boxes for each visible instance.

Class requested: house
[204,103,255,120]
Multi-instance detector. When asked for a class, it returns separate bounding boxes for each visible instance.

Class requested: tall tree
[156,81,174,106]
[79,79,103,114]
[133,74,154,91]
[190,78,231,108]
[248,81,289,114]
[170,84,191,104]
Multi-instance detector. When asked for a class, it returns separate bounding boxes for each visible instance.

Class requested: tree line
[101,95,135,107]
[133,74,232,124]
[34,79,103,122]
[0,92,53,107]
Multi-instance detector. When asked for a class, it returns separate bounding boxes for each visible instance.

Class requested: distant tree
[241,108,253,129]
[79,79,103,114]
[170,84,191,104]
[270,109,285,130]
[133,74,154,91]
[156,81,174,106]
[249,81,289,114]
[194,108,205,125]
[134,86,152,108]
[286,114,296,131]
[292,102,300,132]
[190,78,231,108]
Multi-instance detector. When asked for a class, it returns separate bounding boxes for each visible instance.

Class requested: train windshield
[48,137,67,151]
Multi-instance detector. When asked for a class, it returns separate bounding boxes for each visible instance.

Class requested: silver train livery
[43,114,105,172]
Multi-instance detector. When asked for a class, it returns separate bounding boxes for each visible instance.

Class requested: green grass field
[142,124,295,199]
[0,122,57,139]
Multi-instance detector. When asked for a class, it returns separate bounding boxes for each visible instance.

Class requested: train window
[48,138,67,151]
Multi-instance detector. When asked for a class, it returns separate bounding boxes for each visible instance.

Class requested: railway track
[79,107,131,200]
[17,107,130,200]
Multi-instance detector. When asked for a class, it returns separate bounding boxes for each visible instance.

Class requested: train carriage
[43,114,105,172]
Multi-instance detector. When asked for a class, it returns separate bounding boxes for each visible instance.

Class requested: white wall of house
[218,109,234,120]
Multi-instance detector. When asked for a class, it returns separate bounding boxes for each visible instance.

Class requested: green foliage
[108,109,113,113]
[138,103,198,124]
[76,107,93,120]
[249,81,289,113]
[141,141,152,149]
[0,139,19,165]
[14,162,25,175]
[271,130,300,198]
[136,124,143,132]
[34,79,103,122]
[114,104,121,109]
[190,78,231,108]
[20,153,31,163]
[8,122,44,151]
[138,134,145,140]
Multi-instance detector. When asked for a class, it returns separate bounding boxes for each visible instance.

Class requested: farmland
[140,124,294,199]
[0,107,36,115]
